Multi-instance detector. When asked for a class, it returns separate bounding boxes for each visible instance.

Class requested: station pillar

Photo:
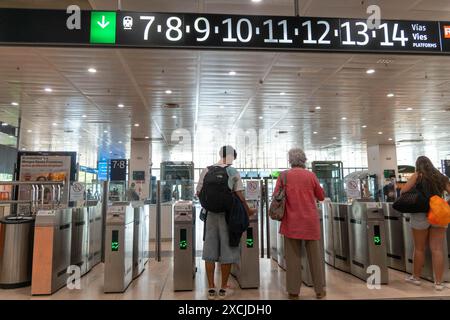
[367,144,398,201]
[129,140,152,200]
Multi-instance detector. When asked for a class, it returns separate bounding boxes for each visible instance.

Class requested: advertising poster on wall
[17,152,76,214]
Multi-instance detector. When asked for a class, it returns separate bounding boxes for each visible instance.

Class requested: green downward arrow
[90,11,116,44]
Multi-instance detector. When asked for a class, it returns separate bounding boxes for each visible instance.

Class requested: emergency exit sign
[90,11,116,44]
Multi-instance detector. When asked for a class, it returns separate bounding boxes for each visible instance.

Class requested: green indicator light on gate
[373,236,381,246]
[90,11,116,44]
[111,241,119,251]
[179,240,187,250]
[246,238,254,248]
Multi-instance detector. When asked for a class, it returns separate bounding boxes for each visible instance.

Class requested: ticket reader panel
[231,204,260,289]
[349,201,388,284]
[104,203,134,293]
[173,201,196,291]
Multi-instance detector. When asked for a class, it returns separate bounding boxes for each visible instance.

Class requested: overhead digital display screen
[0,9,449,55]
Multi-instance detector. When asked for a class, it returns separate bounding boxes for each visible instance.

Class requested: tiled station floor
[1,240,450,300]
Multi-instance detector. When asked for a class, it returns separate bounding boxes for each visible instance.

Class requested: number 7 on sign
[140,16,155,40]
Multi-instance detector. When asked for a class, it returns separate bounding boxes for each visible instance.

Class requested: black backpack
[199,165,233,213]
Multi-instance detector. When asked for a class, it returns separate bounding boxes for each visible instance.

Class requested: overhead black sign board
[110,159,127,181]
[1,9,450,55]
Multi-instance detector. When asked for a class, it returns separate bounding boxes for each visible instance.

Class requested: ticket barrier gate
[322,199,335,267]
[87,202,103,271]
[332,203,351,273]
[31,208,73,295]
[270,216,278,262]
[383,203,406,272]
[173,201,196,291]
[71,207,89,276]
[403,215,450,282]
[0,216,35,288]
[132,202,149,279]
[302,207,326,287]
[277,224,286,270]
[104,202,134,293]
[232,203,260,289]
[348,201,389,284]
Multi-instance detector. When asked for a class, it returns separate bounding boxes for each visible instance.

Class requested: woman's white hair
[288,148,307,168]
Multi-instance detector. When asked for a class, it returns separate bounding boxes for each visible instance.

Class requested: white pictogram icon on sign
[123,16,133,30]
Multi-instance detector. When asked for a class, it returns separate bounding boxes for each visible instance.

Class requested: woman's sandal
[316,291,327,299]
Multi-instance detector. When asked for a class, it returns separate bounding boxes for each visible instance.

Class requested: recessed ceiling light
[332,137,337,140]
[280,92,286,95]
[172,115,177,119]
[109,151,113,154]
[1,123,8,126]
[315,106,321,110]
[52,123,57,126]
[421,118,427,121]
[27,129,32,133]
[387,93,395,98]
[252,0,262,2]
[134,123,140,127]
[88,68,97,73]
[82,114,87,118]
[165,89,172,94]
[259,116,264,119]
[341,117,347,120]
[378,131,383,135]
[388,138,393,141]
[362,125,367,128]
[406,107,413,111]
[313,131,318,134]
[104,130,108,133]
[11,102,19,106]
[290,125,294,128]
[44,87,52,92]
[245,130,250,134]
[118,141,122,144]
[366,69,375,74]
[22,147,26,150]
[118,104,124,108]
[228,71,236,76]
[145,136,149,139]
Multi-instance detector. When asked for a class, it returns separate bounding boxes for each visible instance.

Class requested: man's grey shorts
[202,211,241,264]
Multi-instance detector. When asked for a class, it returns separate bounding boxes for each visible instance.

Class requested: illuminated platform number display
[246,227,254,248]
[373,225,381,246]
[111,230,119,251]
[110,159,127,181]
[116,13,443,53]
[179,229,187,250]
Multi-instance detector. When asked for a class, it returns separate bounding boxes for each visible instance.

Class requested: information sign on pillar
[110,159,127,181]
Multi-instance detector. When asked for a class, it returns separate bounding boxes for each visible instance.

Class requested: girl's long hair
[415,156,449,195]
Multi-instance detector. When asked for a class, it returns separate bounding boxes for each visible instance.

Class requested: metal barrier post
[265,179,270,259]
[101,180,109,263]
[260,180,265,258]
[156,180,161,262]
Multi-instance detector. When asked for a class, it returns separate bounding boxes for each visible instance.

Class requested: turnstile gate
[232,202,260,289]
[87,202,103,271]
[322,199,335,267]
[277,224,286,270]
[71,207,89,276]
[384,203,406,272]
[32,208,73,295]
[104,202,134,293]
[173,201,196,291]
[348,201,388,284]
[332,203,351,273]
[403,214,450,282]
[302,207,326,287]
[132,203,145,279]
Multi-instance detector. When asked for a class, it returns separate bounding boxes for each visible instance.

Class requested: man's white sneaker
[217,288,234,300]
[207,289,217,300]
[405,275,421,286]
[435,283,447,291]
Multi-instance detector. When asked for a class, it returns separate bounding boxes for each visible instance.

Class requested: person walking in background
[403,156,450,290]
[273,148,326,299]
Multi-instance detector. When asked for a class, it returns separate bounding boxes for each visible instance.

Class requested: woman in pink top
[273,148,326,299]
